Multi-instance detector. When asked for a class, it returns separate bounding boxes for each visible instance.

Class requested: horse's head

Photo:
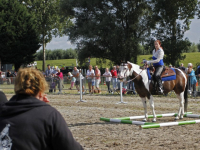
[118,62,130,80]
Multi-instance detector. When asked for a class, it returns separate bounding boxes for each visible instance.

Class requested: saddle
[147,66,176,81]
[161,67,176,78]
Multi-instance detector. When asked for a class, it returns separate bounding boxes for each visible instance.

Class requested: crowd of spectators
[39,63,137,94]
[0,62,200,95]
[40,62,200,96]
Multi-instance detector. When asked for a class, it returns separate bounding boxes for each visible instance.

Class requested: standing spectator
[60,65,67,75]
[127,79,136,95]
[0,68,83,150]
[45,64,53,92]
[6,70,11,77]
[196,65,200,77]
[95,66,101,93]
[45,64,53,77]
[116,65,120,90]
[52,66,58,76]
[49,66,58,93]
[178,63,185,71]
[103,68,112,93]
[111,66,118,90]
[169,64,173,68]
[86,65,95,94]
[13,70,17,77]
[67,72,76,90]
[56,68,64,94]
[72,67,80,93]
[6,70,11,85]
[187,63,197,97]
[11,70,18,85]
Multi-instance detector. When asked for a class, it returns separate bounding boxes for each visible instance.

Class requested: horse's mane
[127,61,142,75]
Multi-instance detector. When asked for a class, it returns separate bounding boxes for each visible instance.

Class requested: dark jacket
[0,94,83,150]
[0,91,8,105]
[196,66,200,75]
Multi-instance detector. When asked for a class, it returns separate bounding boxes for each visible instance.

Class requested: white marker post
[116,81,127,104]
[77,73,86,103]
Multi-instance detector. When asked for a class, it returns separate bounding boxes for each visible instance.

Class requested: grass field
[35,52,200,70]
[138,52,200,68]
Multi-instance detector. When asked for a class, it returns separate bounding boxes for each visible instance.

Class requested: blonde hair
[14,68,48,96]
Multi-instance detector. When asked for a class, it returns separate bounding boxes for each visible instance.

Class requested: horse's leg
[149,95,156,122]
[141,97,148,122]
[175,92,185,120]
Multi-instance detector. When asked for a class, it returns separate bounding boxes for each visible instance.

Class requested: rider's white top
[147,48,164,65]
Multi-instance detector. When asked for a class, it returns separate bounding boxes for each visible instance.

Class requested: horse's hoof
[175,116,179,120]
[180,115,183,119]
[152,119,156,122]
[142,119,147,122]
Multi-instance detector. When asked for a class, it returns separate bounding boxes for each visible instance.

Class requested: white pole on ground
[77,73,86,103]
[116,81,127,104]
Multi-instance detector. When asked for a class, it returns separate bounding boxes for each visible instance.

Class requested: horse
[118,61,188,122]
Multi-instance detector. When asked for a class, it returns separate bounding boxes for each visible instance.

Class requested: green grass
[35,52,200,70]
[138,52,200,68]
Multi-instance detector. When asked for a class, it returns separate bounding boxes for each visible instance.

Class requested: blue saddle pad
[147,68,176,81]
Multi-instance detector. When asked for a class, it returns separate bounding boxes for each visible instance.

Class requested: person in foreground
[0,91,8,105]
[0,68,83,150]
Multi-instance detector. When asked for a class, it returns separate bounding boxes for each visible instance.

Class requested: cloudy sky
[44,18,200,50]
[184,18,200,43]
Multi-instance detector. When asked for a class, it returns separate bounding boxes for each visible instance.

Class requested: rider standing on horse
[143,40,164,94]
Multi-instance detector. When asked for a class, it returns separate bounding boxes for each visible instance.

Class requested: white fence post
[77,73,86,103]
[116,81,127,104]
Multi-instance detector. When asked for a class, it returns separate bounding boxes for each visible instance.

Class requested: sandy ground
[6,94,200,150]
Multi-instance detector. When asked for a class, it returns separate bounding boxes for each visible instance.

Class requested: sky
[44,18,200,50]
[184,18,200,43]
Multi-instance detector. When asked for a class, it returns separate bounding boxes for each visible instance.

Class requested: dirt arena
[6,94,200,150]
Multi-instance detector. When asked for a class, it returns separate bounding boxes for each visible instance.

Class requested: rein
[125,64,147,83]
[126,69,144,83]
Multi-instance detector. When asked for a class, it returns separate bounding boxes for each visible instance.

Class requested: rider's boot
[156,77,163,95]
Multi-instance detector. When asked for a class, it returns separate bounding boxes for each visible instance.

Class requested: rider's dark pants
[153,65,164,89]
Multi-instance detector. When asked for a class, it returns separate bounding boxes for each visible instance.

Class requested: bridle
[120,63,147,83]
[119,63,129,79]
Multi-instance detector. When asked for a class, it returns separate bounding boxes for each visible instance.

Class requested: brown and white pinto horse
[119,61,188,122]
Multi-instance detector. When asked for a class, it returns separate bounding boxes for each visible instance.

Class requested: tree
[61,0,155,64]
[197,42,200,52]
[150,0,197,66]
[188,43,198,52]
[19,0,72,71]
[35,49,77,60]
[0,0,40,70]
[64,48,78,59]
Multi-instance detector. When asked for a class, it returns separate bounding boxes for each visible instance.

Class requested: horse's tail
[184,79,188,112]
